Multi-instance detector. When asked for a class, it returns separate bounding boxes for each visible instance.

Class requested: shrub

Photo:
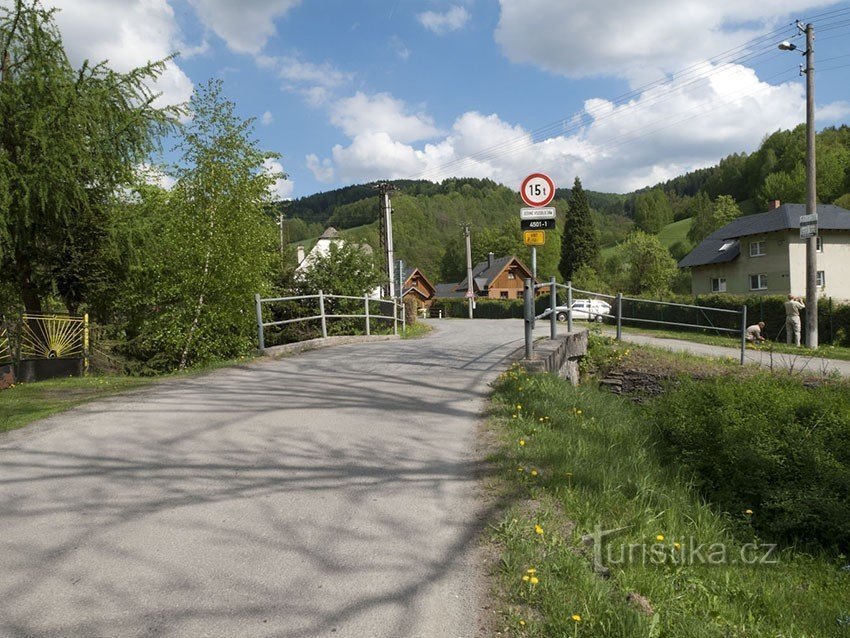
[652,375,850,551]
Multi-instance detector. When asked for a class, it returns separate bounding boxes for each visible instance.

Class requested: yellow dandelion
[530,469,538,476]
[519,439,526,446]
[517,467,524,472]
[571,614,582,622]
[526,567,536,574]
[529,576,539,585]
[656,534,664,541]
[674,542,681,550]
[512,414,518,419]
[539,417,544,422]
[516,404,522,410]
[745,509,753,515]
[519,619,526,626]
[577,409,582,415]
[534,524,544,535]
[522,575,530,582]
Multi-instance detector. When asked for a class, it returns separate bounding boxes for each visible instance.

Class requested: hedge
[652,374,850,552]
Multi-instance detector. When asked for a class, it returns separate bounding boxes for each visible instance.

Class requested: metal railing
[523,279,747,365]
[254,292,405,350]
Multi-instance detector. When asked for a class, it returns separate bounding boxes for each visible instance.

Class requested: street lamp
[779,22,818,349]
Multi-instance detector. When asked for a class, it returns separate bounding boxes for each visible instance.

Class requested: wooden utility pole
[463,223,473,319]
[804,22,818,349]
[374,183,397,298]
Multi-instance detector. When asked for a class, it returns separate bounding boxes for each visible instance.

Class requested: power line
[407,11,850,185]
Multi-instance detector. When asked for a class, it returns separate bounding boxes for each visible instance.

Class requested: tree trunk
[179,209,215,370]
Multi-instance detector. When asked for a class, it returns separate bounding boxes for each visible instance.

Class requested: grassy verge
[0,354,260,434]
[401,322,433,339]
[604,322,850,362]
[0,375,155,433]
[485,361,849,636]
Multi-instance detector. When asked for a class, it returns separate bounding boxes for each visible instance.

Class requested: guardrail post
[549,276,557,340]
[740,304,747,366]
[616,293,623,341]
[365,295,371,336]
[319,290,328,338]
[83,313,90,376]
[255,294,265,351]
[524,278,534,359]
[393,299,398,336]
[567,280,573,334]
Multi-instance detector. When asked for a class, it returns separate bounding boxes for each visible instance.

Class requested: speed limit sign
[520,173,555,208]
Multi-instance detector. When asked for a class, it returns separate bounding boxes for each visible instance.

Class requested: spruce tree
[559,177,599,282]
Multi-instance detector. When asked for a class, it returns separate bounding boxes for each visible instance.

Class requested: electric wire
[404,10,850,185]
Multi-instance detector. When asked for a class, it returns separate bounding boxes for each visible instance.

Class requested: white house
[296,227,382,298]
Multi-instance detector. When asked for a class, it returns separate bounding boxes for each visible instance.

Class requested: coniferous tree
[559,177,599,281]
[0,0,178,314]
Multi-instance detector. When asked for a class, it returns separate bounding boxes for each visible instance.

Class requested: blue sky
[39,1,850,199]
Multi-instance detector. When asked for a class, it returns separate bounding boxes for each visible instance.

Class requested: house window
[817,270,825,287]
[749,274,768,290]
[711,278,727,292]
[516,290,523,299]
[749,240,766,257]
[507,271,516,280]
[500,291,509,299]
[817,236,823,252]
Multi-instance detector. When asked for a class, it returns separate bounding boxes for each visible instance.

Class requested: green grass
[0,354,261,434]
[605,322,850,362]
[601,217,694,260]
[0,375,155,433]
[400,321,433,339]
[657,217,694,250]
[485,361,849,637]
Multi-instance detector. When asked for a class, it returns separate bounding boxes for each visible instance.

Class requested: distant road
[0,319,533,638]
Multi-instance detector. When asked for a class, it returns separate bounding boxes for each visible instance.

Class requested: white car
[555,299,611,322]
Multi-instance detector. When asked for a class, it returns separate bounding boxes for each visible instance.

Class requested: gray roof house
[679,201,850,300]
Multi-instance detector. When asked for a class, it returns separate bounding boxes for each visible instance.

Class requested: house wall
[788,230,850,301]
[486,265,526,299]
[691,231,791,296]
[691,229,850,301]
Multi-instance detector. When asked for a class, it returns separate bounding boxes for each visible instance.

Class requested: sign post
[799,213,818,238]
[519,174,556,282]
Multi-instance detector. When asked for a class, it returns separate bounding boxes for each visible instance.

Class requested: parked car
[555,299,611,322]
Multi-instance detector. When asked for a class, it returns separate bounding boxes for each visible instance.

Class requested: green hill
[658,217,694,249]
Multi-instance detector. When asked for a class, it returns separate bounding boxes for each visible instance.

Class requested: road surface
[0,320,534,638]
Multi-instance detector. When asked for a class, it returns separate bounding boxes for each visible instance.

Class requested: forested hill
[275,124,850,283]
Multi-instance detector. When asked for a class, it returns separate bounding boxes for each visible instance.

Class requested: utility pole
[779,22,818,348]
[804,21,818,349]
[374,183,397,298]
[277,210,285,257]
[463,223,474,319]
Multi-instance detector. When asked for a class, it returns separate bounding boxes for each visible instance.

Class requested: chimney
[487,252,494,269]
[296,245,305,265]
[768,199,781,211]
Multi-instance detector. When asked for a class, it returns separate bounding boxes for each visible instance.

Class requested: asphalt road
[0,320,532,638]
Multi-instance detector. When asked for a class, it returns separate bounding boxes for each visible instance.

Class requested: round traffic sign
[520,173,555,207]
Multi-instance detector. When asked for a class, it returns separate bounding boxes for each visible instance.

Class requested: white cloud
[138,164,177,190]
[495,0,836,82]
[306,154,336,183]
[45,0,193,108]
[188,0,301,54]
[816,101,850,122]
[323,64,840,193]
[261,110,275,125]
[263,158,294,200]
[329,92,442,144]
[257,54,351,106]
[417,5,471,34]
[388,35,411,61]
